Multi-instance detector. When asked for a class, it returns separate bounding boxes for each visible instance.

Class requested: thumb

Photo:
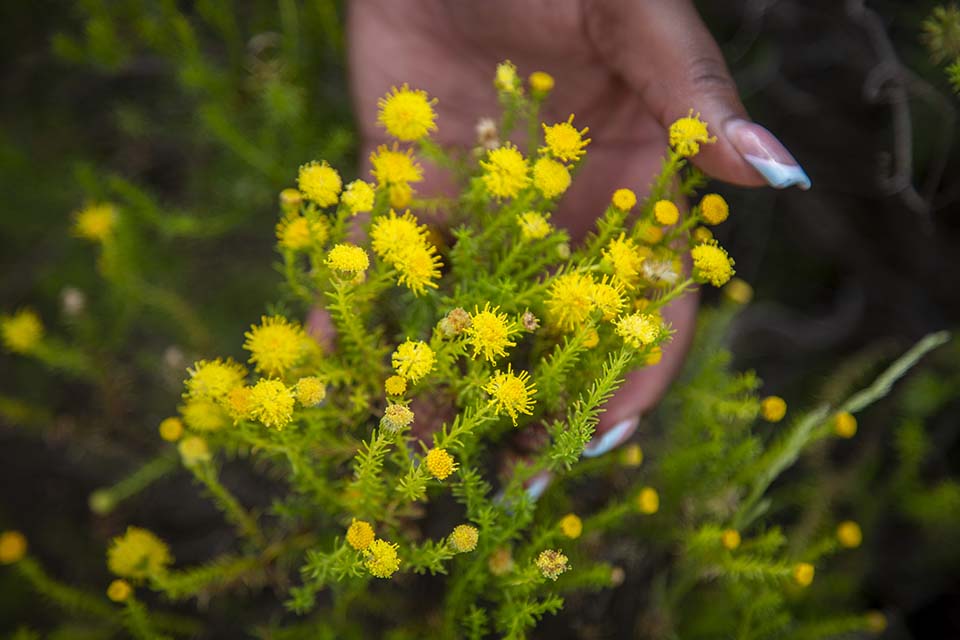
[585,0,810,190]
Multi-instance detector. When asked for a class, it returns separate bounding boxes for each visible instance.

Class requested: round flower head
[326,243,369,276]
[559,514,583,539]
[637,487,660,514]
[449,524,479,553]
[536,549,570,581]
[692,226,714,243]
[528,71,554,94]
[793,562,815,587]
[364,539,401,578]
[107,527,172,580]
[532,157,571,199]
[248,379,296,430]
[388,182,412,209]
[583,328,600,349]
[178,436,211,467]
[699,193,729,225]
[723,277,753,305]
[546,272,596,331]
[590,277,625,321]
[602,234,645,287]
[653,200,680,225]
[107,579,132,603]
[346,519,375,551]
[377,84,438,142]
[243,315,309,377]
[620,444,643,467]
[691,241,735,287]
[226,386,254,422]
[484,365,536,426]
[276,214,314,251]
[381,403,414,432]
[867,612,887,633]
[615,313,661,349]
[370,143,424,187]
[392,340,435,383]
[371,209,428,262]
[394,241,443,295]
[0,531,27,564]
[760,396,787,423]
[1,309,43,353]
[481,143,530,200]
[385,375,407,396]
[542,114,591,163]
[494,60,521,94]
[180,398,228,432]
[425,447,457,480]
[721,529,741,550]
[517,211,553,241]
[297,160,342,207]
[637,221,664,245]
[669,109,717,157]
[836,520,862,548]
[185,358,247,402]
[73,202,117,242]
[834,411,857,438]
[295,376,326,407]
[341,180,376,215]
[646,346,663,365]
[465,303,517,363]
[158,417,184,442]
[279,188,302,212]
[611,188,637,211]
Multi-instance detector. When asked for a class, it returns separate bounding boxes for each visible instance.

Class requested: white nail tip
[743,154,812,191]
[583,417,638,458]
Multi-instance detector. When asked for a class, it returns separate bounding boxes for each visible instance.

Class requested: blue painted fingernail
[583,416,639,458]
[726,119,811,191]
[524,473,551,501]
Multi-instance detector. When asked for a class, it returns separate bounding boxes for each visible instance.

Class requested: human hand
[347,0,810,458]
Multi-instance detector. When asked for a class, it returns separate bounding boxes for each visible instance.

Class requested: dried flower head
[536,549,570,581]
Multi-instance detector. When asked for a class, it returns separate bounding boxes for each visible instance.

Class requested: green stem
[89,452,178,515]
[192,463,265,546]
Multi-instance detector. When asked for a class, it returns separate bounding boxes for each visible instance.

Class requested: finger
[584,0,811,190]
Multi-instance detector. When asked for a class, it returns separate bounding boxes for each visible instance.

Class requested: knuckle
[686,55,737,94]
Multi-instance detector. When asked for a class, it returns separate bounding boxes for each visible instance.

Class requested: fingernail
[524,472,552,501]
[583,416,639,458]
[725,119,811,190]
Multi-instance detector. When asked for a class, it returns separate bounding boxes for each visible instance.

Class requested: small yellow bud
[793,562,815,587]
[178,436,211,467]
[529,71,554,94]
[279,188,302,212]
[834,411,857,438]
[637,487,659,514]
[611,188,637,211]
[559,514,583,539]
[724,277,754,305]
[620,444,643,467]
[836,520,862,548]
[653,200,680,225]
[721,529,741,550]
[158,417,184,442]
[0,531,27,564]
[866,611,887,633]
[107,579,132,603]
[700,193,729,225]
[346,519,375,551]
[384,375,408,396]
[760,396,787,423]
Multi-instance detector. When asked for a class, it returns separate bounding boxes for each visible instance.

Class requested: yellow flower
[653,200,680,225]
[611,188,637,211]
[364,539,401,578]
[602,234,645,287]
[107,527,172,580]
[760,396,787,423]
[385,375,407,396]
[371,209,427,260]
[226,386,254,422]
[180,398,228,432]
[107,579,132,603]
[243,315,309,377]
[834,411,857,438]
[341,180,376,215]
[615,313,661,349]
[388,182,413,208]
[295,376,326,407]
[724,277,753,305]
[693,226,714,243]
[425,447,457,480]
[793,562,815,587]
[392,340,435,383]
[0,531,27,564]
[185,358,247,402]
[158,417,184,442]
[646,347,663,365]
[837,520,862,548]
[517,211,553,241]
[636,221,664,245]
[370,143,423,188]
[620,444,643,467]
[637,487,660,514]
[542,114,590,163]
[484,365,536,425]
[583,328,600,348]
[449,524,479,553]
[536,549,569,581]
[494,60,521,94]
[297,160,342,207]
[326,243,370,276]
[590,277,625,321]
[532,156,571,199]
[669,109,717,157]
[279,188,302,212]
[700,193,729,225]
[394,241,443,295]
[546,272,596,331]
[1,308,43,353]
[178,436,211,467]
[691,241,735,287]
[73,202,118,242]
[481,143,530,200]
[377,84,438,142]
[276,214,326,251]
[559,514,583,539]
[248,379,296,430]
[346,519,375,551]
[465,303,517,363]
[381,403,415,431]
[721,529,741,550]
[528,71,554,94]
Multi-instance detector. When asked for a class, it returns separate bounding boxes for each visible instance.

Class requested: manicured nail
[583,416,639,458]
[725,119,811,190]
[524,472,552,501]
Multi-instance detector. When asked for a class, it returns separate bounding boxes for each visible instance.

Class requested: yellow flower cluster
[517,211,553,241]
[370,143,423,208]
[425,447,457,480]
[559,514,583,539]
[465,303,517,363]
[669,110,716,157]
[370,209,442,295]
[484,365,536,425]
[377,84,438,142]
[391,339,435,384]
[107,527,172,580]
[542,115,590,163]
[691,241,735,287]
[1,308,43,353]
[243,315,310,377]
[481,143,530,200]
[298,161,342,207]
[247,378,296,430]
[327,243,370,277]
[536,549,570,581]
[448,524,479,553]
[73,202,117,242]
[346,519,375,551]
[364,539,401,578]
[615,313,662,349]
